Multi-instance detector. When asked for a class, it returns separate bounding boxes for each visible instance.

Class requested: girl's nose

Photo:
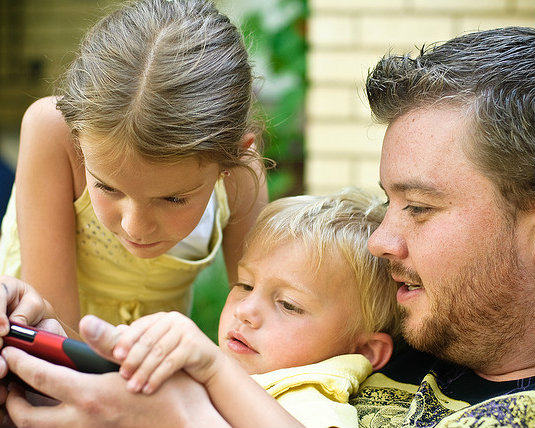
[120,203,157,241]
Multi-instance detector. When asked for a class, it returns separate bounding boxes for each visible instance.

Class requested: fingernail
[114,347,126,360]
[119,367,130,378]
[0,321,9,336]
[82,315,104,341]
[127,379,140,392]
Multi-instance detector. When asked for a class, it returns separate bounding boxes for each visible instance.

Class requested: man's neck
[475,360,535,382]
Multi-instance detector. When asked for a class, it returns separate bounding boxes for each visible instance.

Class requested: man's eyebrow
[379,180,446,197]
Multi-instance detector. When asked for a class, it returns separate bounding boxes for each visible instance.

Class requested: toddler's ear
[240,132,256,150]
[354,332,393,371]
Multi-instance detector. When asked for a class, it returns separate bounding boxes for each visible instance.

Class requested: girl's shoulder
[20,96,86,196]
[22,96,66,130]
[21,97,73,152]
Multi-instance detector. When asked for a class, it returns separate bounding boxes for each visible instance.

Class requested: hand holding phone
[3,322,119,374]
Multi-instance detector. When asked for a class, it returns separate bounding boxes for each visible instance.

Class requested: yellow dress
[252,354,372,428]
[0,179,229,325]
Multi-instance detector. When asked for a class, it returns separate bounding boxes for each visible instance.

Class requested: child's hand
[113,312,222,394]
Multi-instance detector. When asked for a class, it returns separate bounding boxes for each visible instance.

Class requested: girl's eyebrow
[85,167,107,185]
[85,166,205,197]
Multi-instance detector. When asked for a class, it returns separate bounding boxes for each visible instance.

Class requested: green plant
[242,0,308,199]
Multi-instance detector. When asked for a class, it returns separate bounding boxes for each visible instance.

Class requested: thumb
[79,315,121,362]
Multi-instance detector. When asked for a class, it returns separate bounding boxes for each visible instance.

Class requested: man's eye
[403,205,432,216]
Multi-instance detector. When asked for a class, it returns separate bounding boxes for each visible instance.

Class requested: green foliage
[242,0,308,199]
[190,249,229,343]
[191,1,308,340]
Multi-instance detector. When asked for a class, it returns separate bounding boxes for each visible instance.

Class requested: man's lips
[392,275,424,304]
[391,274,422,290]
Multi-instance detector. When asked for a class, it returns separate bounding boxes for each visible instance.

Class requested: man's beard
[393,228,532,372]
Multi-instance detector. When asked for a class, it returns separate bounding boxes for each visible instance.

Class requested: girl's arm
[15,97,84,335]
[223,152,268,284]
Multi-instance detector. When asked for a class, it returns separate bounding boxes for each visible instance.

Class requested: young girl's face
[81,141,221,259]
[218,239,362,375]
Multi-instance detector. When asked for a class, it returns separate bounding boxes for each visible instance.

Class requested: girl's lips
[125,239,161,249]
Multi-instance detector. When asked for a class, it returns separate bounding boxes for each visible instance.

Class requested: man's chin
[401,312,456,358]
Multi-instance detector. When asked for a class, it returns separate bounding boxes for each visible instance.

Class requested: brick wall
[0,0,121,161]
[305,0,535,196]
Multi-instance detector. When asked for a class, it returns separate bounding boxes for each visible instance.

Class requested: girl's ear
[354,332,393,371]
[240,132,256,150]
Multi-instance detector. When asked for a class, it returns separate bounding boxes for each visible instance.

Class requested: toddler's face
[218,239,362,374]
[81,139,221,258]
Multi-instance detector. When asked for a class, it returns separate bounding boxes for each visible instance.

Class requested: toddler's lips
[226,331,258,355]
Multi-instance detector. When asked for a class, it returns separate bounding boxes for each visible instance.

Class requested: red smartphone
[3,322,119,373]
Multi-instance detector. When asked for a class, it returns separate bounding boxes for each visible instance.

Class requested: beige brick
[411,0,508,12]
[355,159,382,193]
[308,50,389,84]
[361,15,453,49]
[352,85,374,121]
[305,158,353,189]
[306,85,373,121]
[309,0,404,12]
[308,51,360,84]
[309,15,357,47]
[306,122,385,157]
[515,0,535,13]
[305,158,384,196]
[306,86,355,119]
[458,16,535,33]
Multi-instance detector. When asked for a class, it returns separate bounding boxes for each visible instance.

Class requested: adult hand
[2,346,230,428]
[0,275,58,336]
[0,276,63,381]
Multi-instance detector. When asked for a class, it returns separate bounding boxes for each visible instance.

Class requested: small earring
[221,170,230,177]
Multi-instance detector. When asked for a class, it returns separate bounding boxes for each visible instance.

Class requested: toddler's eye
[279,300,304,314]
[232,282,253,292]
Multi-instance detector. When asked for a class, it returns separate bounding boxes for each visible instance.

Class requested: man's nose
[368,215,408,261]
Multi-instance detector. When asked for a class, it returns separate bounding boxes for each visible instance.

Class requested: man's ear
[354,332,393,371]
[240,132,256,150]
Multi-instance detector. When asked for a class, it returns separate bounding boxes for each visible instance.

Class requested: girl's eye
[403,205,432,216]
[164,196,188,205]
[279,300,304,314]
[94,182,116,193]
